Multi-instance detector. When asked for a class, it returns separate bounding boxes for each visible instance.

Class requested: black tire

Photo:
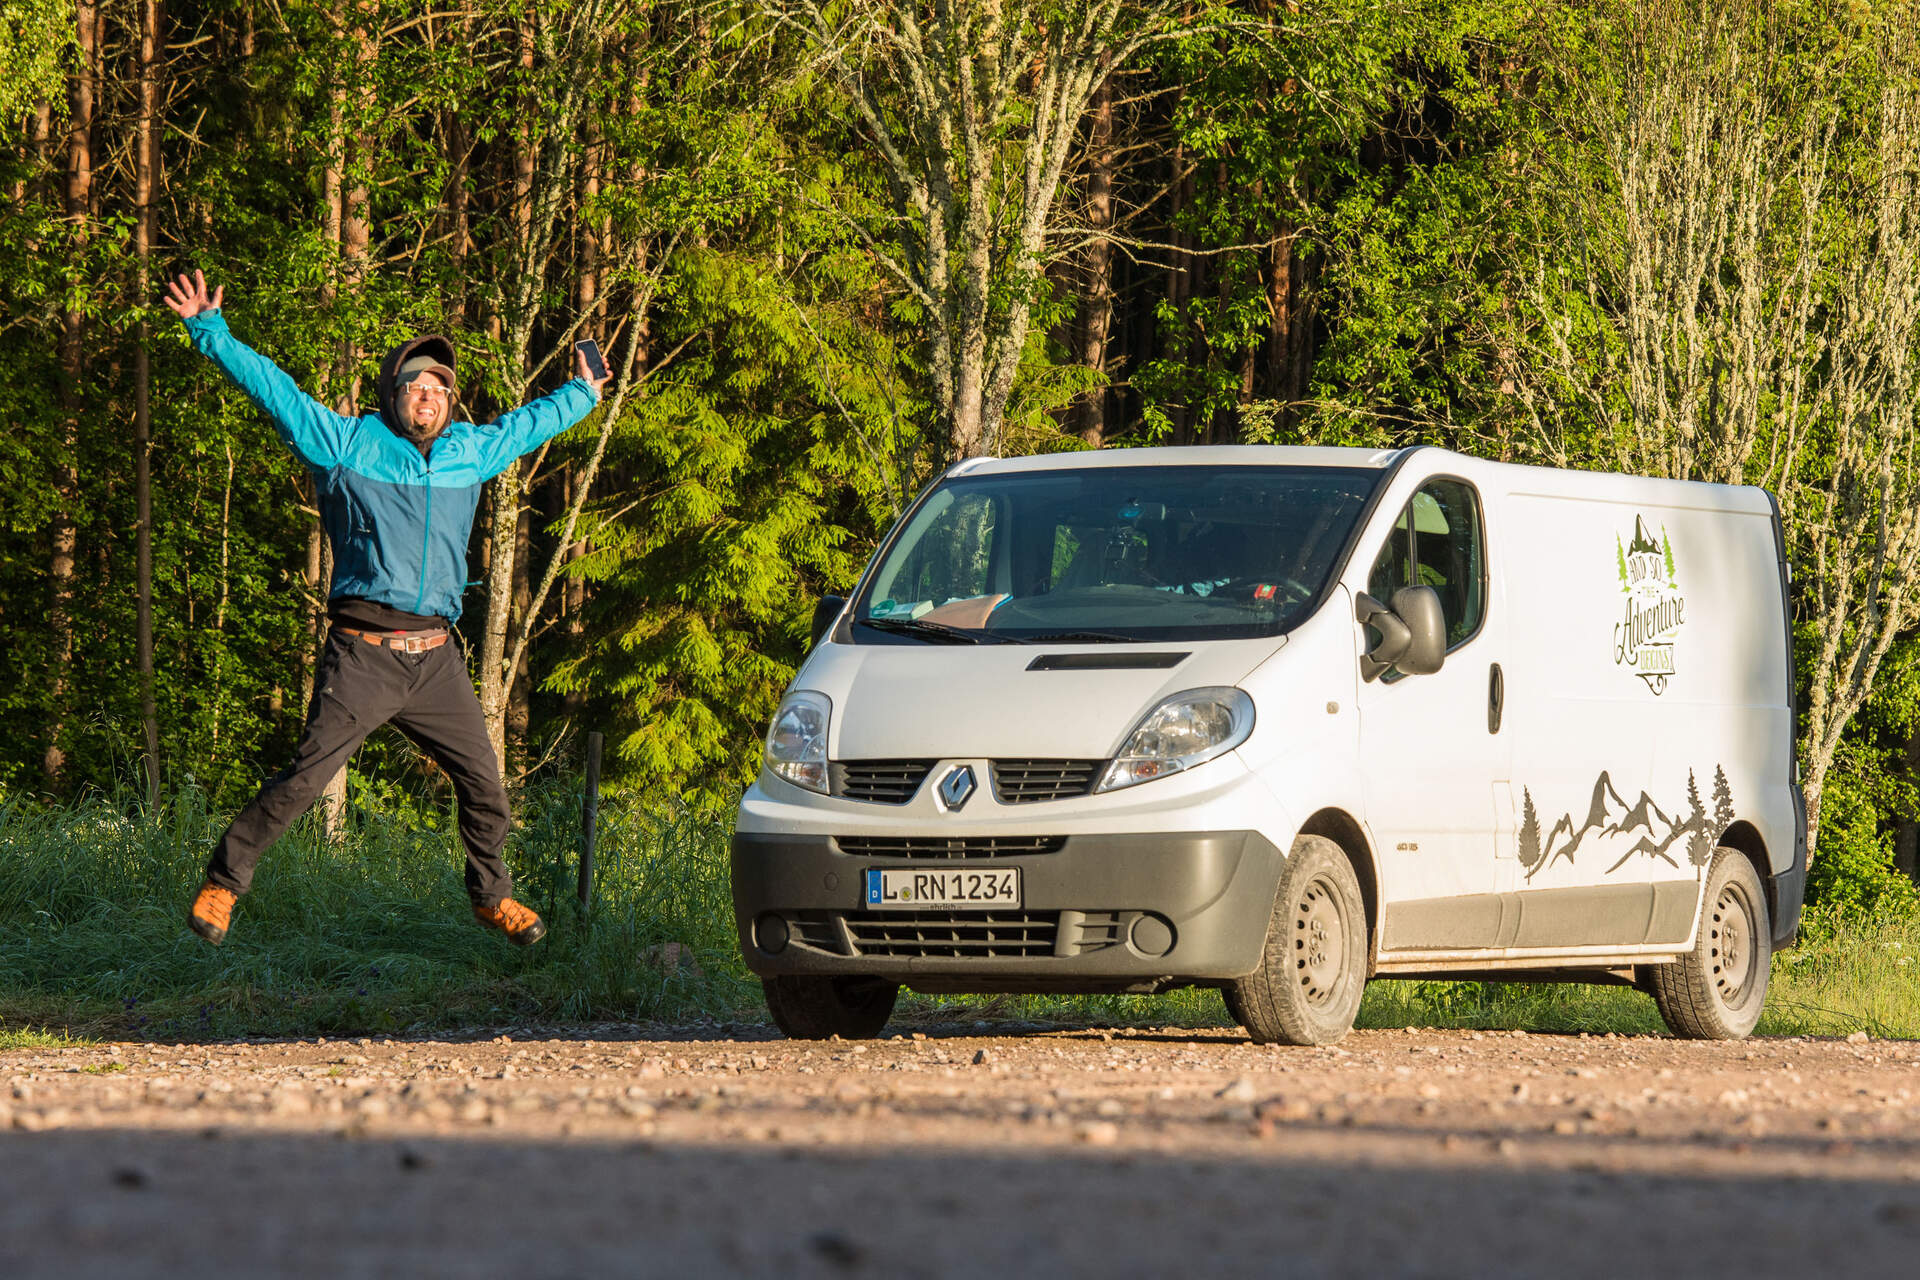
[1649,847,1771,1040]
[763,975,899,1040]
[1226,834,1370,1046]
[1220,983,1252,1030]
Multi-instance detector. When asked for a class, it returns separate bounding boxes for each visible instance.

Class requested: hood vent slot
[1026,652,1189,671]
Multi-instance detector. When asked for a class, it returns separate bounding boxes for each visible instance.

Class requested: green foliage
[1800,637,1920,916]
[0,0,74,126]
[1134,0,1421,441]
[1806,746,1920,920]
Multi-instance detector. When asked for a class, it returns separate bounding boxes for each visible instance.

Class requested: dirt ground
[3,1021,1918,1278]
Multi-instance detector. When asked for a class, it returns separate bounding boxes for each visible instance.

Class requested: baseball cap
[397,354,457,392]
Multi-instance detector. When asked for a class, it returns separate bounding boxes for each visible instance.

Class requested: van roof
[950,445,1406,476]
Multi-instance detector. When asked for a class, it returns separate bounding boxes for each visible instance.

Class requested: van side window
[1366,480,1485,649]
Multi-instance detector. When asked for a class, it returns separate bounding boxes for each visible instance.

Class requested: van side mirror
[810,595,846,651]
[1356,587,1446,681]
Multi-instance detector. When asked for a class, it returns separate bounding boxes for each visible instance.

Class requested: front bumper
[730,829,1284,994]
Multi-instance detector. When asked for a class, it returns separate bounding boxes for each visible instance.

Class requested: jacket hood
[376,335,458,431]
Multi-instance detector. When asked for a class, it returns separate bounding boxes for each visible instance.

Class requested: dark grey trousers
[206,630,514,906]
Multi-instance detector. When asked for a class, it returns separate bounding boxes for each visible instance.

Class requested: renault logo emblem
[938,765,976,810]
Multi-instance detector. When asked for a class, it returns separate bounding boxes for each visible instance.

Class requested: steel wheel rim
[1709,881,1757,1009]
[1293,875,1349,1008]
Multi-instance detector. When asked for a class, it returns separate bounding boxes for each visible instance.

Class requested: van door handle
[1488,663,1504,734]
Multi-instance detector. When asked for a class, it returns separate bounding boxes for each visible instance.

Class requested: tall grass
[0,782,753,1039]
[2,784,1915,1040]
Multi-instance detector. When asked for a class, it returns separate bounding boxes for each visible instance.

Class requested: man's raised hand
[574,342,612,397]
[163,270,224,321]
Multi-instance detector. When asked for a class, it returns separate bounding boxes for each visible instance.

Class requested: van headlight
[1097,687,1255,793]
[764,690,831,794]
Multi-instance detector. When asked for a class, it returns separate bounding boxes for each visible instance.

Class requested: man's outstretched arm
[165,271,355,469]
[472,344,612,480]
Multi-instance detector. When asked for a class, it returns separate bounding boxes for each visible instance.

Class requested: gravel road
[4,1024,1918,1278]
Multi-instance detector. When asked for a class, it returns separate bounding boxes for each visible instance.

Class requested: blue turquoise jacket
[183,310,598,623]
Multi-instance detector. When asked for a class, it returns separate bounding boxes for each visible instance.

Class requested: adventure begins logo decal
[1613,515,1685,695]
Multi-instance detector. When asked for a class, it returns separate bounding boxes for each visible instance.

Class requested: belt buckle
[404,635,427,654]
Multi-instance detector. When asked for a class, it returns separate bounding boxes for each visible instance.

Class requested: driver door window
[1367,479,1486,649]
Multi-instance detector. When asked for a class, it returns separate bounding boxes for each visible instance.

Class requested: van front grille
[781,909,1127,958]
[836,835,1066,859]
[991,759,1103,803]
[831,760,936,804]
[846,911,1059,958]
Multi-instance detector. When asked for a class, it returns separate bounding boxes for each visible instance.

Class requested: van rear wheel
[1649,848,1770,1040]
[1226,835,1369,1046]
[763,975,899,1040]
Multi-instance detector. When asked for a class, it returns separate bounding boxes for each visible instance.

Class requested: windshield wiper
[861,616,1014,645]
[1018,630,1142,644]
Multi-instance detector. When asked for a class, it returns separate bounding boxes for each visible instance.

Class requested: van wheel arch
[1716,820,1773,923]
[1296,809,1379,968]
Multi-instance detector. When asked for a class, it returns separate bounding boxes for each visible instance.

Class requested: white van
[730,446,1806,1044]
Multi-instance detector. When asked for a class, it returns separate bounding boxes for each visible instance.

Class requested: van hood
[797,637,1284,760]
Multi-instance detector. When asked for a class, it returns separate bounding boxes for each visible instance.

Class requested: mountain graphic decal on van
[1613,515,1685,694]
[1518,766,1733,881]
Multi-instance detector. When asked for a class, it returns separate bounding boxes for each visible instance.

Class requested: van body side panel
[1490,471,1792,953]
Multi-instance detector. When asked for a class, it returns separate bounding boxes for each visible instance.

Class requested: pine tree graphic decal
[1662,526,1677,585]
[1713,766,1735,838]
[1518,787,1543,873]
[1616,534,1629,591]
[1685,770,1714,871]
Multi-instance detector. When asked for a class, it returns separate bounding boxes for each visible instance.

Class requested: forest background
[5,0,1920,923]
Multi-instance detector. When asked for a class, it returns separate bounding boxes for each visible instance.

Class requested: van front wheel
[763,975,899,1040]
[1226,835,1369,1046]
[1649,848,1770,1040]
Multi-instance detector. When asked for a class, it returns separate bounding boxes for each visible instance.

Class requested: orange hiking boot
[189,883,238,945]
[473,897,547,946]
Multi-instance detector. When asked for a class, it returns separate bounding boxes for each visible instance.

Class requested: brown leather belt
[337,626,450,654]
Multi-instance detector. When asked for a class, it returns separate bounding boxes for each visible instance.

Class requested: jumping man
[165,270,609,947]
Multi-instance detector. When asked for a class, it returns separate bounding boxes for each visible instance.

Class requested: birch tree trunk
[765,0,1182,462]
[477,14,543,773]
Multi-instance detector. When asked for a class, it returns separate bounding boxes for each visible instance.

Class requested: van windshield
[854,465,1382,643]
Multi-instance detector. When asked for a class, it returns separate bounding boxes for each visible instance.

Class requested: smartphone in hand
[575,338,609,381]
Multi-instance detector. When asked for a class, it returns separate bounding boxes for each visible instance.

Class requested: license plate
[864,867,1022,909]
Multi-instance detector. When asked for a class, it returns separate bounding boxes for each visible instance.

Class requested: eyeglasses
[402,383,451,400]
